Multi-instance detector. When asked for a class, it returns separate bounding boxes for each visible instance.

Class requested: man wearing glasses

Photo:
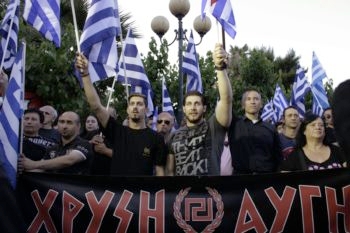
[156,111,175,143]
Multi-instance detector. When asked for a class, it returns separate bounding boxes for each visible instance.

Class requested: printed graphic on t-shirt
[171,123,209,176]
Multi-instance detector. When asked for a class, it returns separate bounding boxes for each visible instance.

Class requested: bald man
[156,111,175,143]
[19,111,93,174]
[39,105,60,143]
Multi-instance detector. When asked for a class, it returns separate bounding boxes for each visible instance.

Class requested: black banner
[17,168,350,233]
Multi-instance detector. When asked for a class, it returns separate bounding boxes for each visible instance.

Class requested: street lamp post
[151,0,211,123]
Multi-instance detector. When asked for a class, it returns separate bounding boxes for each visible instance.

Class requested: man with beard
[75,56,166,176]
[166,43,232,176]
[228,89,282,174]
[279,106,300,160]
[18,111,93,174]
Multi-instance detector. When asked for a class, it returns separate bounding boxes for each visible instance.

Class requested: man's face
[156,112,174,135]
[23,112,42,136]
[243,91,262,115]
[40,106,55,125]
[57,112,80,140]
[183,95,206,125]
[283,108,300,129]
[127,96,147,123]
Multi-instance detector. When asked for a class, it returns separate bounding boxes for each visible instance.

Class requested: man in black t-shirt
[22,108,56,161]
[75,54,166,176]
[18,111,92,174]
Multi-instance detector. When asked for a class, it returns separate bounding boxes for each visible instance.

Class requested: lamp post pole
[177,17,184,123]
[151,0,211,124]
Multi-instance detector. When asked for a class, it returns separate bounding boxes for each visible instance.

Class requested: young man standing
[75,55,166,176]
[279,106,300,160]
[166,43,232,176]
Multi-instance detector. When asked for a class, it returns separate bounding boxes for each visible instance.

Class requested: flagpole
[70,0,81,53]
[19,42,26,155]
[0,14,15,72]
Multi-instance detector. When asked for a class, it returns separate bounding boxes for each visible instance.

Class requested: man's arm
[213,43,233,127]
[19,150,85,171]
[165,154,175,176]
[75,53,109,127]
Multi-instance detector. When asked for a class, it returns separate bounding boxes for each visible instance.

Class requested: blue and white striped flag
[151,106,158,131]
[0,0,19,70]
[0,42,25,189]
[273,84,289,121]
[311,51,329,110]
[23,0,61,47]
[261,99,277,124]
[311,87,324,117]
[162,77,175,116]
[290,65,310,118]
[202,0,237,39]
[183,30,202,93]
[116,29,154,115]
[79,0,120,83]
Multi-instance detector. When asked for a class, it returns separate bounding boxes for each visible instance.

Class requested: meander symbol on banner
[173,187,224,233]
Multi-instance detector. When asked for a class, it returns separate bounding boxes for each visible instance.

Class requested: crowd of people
[1,43,349,178]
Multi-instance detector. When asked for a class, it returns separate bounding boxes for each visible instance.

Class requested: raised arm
[75,53,109,127]
[213,43,232,127]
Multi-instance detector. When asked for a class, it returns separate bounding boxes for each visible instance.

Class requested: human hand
[18,154,36,172]
[213,43,228,70]
[75,52,89,76]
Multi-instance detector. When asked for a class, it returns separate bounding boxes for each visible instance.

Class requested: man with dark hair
[75,56,166,176]
[166,43,232,176]
[19,111,93,174]
[22,108,56,161]
[228,88,282,174]
[279,106,300,160]
[333,80,350,160]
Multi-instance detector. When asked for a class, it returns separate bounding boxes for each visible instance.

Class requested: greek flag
[202,0,237,39]
[0,42,25,189]
[311,52,329,110]
[183,30,203,93]
[272,84,288,121]
[311,87,324,116]
[23,0,61,47]
[290,65,310,117]
[80,0,120,83]
[261,99,277,124]
[162,77,175,116]
[116,29,154,115]
[0,0,19,70]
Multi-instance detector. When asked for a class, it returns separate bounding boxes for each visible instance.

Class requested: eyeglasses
[157,119,170,125]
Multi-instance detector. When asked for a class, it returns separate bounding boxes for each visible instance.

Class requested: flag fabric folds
[182,30,203,93]
[261,99,277,124]
[116,29,154,115]
[0,42,25,188]
[162,77,175,116]
[0,0,19,70]
[290,65,310,118]
[311,51,329,110]
[23,0,61,47]
[272,84,288,121]
[201,0,237,39]
[79,0,120,83]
